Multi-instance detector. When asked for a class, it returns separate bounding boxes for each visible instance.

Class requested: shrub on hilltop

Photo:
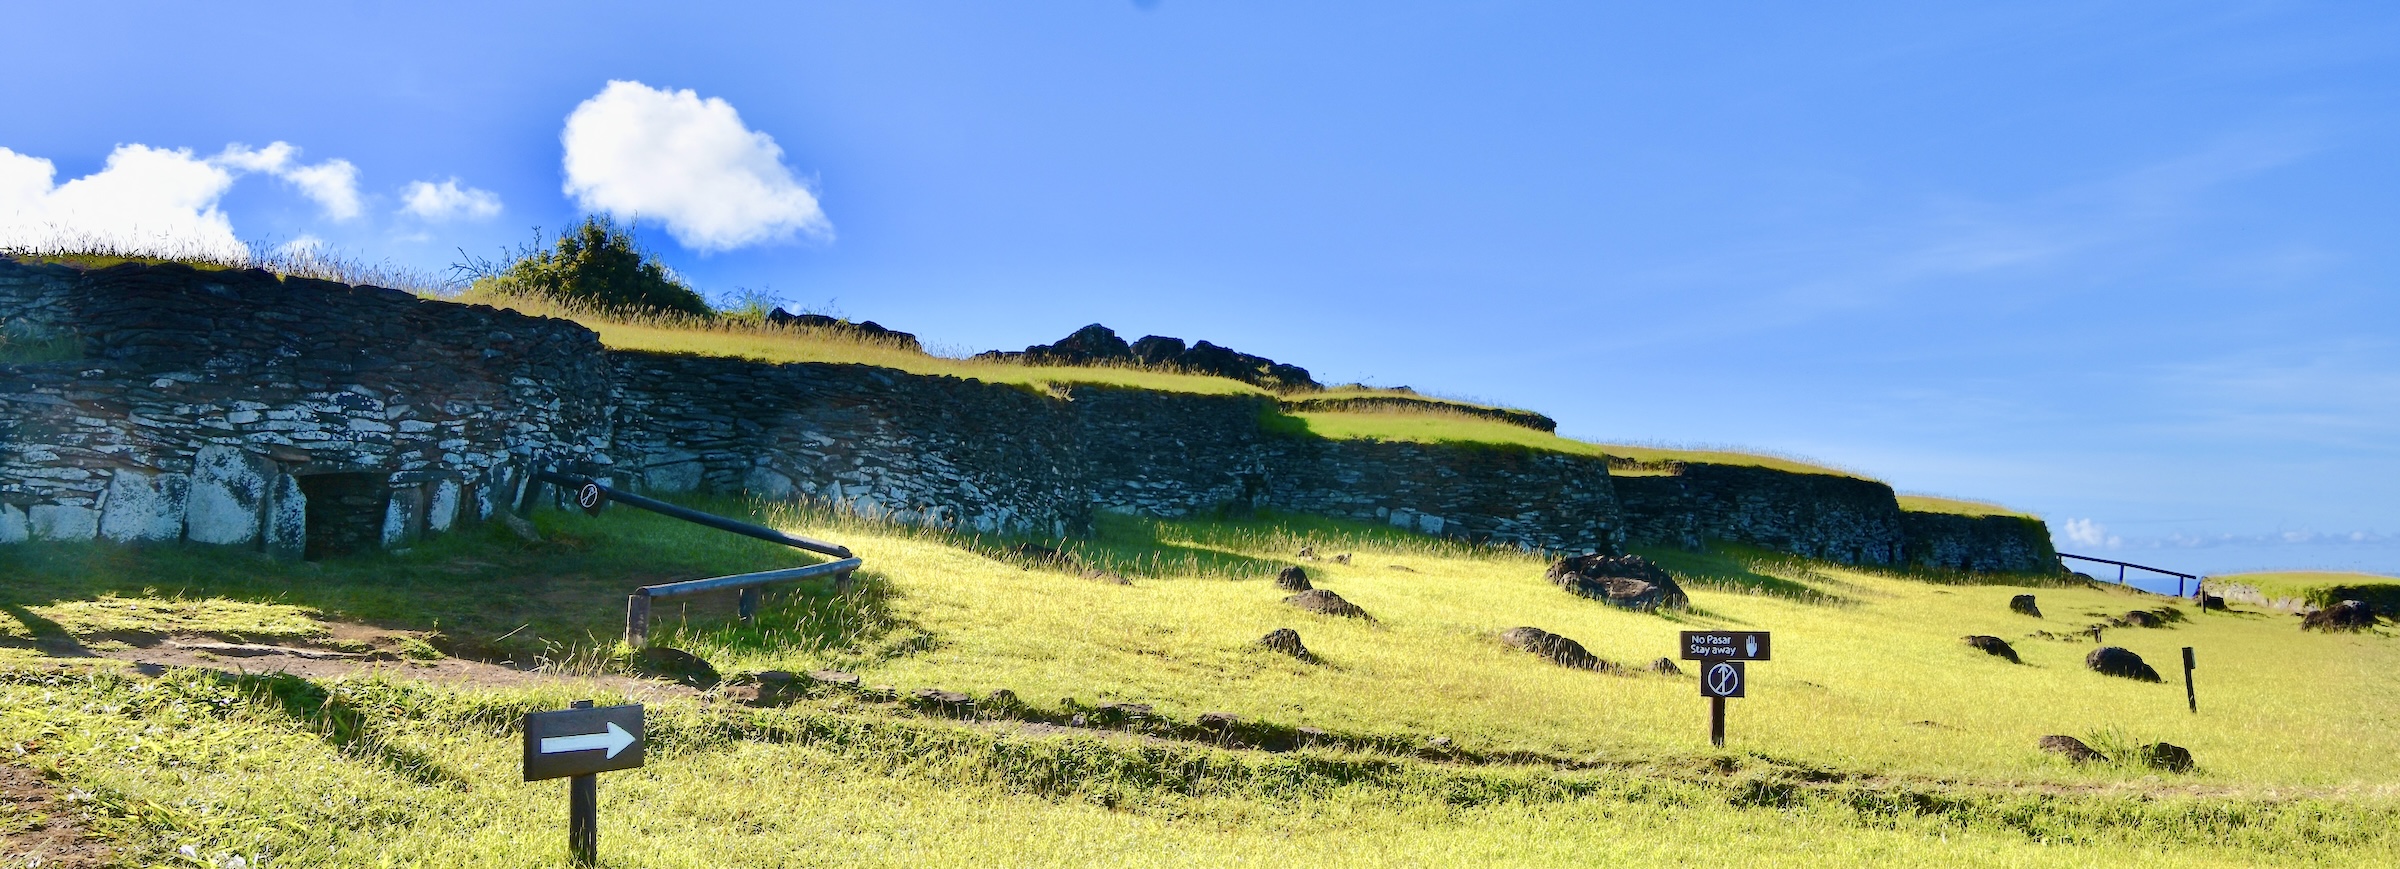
[469,215,712,318]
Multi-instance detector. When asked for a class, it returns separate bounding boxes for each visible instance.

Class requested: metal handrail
[531,471,852,558]
[2058,551,2197,596]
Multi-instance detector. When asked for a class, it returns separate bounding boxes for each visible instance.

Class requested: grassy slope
[4,504,2394,865]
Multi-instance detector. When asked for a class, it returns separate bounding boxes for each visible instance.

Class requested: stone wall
[1613,464,1908,565]
[1898,510,2060,574]
[0,258,2050,571]
[0,260,612,552]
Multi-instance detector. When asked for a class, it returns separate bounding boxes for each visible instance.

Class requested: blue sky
[4,2,2395,579]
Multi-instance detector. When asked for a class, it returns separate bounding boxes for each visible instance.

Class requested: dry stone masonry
[0,258,2057,572]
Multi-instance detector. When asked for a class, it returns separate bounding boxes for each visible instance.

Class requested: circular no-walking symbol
[577,482,606,516]
[1704,661,1745,698]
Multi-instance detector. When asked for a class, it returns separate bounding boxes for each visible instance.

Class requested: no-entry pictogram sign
[576,482,607,516]
[1678,631,1771,747]
[1701,660,1746,698]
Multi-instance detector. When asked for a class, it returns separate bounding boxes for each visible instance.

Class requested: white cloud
[215,142,363,220]
[561,80,831,252]
[399,178,503,221]
[2060,518,2121,550]
[0,144,247,259]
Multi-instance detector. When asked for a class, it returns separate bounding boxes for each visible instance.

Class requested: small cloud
[399,178,502,221]
[560,80,831,252]
[214,142,362,221]
[2060,518,2120,549]
[277,234,325,257]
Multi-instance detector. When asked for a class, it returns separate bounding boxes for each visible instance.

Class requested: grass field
[4,500,2394,865]
[2206,571,2400,612]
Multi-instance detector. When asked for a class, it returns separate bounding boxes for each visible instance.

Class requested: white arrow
[539,721,636,759]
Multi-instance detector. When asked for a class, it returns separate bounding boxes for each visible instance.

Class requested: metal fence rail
[2057,551,2198,596]
[518,468,862,646]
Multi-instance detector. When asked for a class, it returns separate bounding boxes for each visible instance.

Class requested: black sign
[576,482,607,516]
[1680,630,1772,661]
[523,704,645,781]
[1700,660,1746,698]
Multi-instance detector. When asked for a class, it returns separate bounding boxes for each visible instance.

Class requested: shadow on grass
[966,512,1296,582]
[1632,544,1853,606]
[0,495,889,669]
[241,671,465,787]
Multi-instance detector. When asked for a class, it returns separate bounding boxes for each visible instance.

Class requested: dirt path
[0,763,110,868]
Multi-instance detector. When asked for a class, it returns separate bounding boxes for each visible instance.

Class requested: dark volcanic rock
[910,688,975,717]
[763,308,922,351]
[2302,600,2379,632]
[1498,626,1607,670]
[1258,628,1317,663]
[1545,554,1689,611]
[2039,734,2108,764]
[2139,742,2195,773]
[2085,646,2162,682]
[1962,635,2021,664]
[1275,566,1313,591]
[1285,588,1371,619]
[2198,594,2229,611]
[635,646,721,688]
[1649,657,1683,676]
[1130,335,1186,366]
[976,323,1320,390]
[2009,594,2042,617]
[2120,610,2163,628]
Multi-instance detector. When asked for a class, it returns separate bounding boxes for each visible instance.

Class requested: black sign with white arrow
[1699,660,1747,698]
[523,703,645,781]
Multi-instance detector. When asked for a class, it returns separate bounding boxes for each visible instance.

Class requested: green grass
[1897,494,2039,519]
[1284,408,1869,478]
[4,503,2396,864]
[2206,571,2400,612]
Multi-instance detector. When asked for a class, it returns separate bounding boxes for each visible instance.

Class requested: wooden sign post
[524,700,646,867]
[2182,646,2197,713]
[1681,631,1772,747]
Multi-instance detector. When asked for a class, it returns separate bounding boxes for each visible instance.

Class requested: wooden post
[834,569,854,596]
[738,587,761,623]
[1709,696,1725,747]
[2089,625,2102,644]
[568,699,597,867]
[625,595,650,647]
[2182,647,2197,713]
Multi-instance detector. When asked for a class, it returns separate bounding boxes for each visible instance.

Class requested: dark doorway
[299,473,386,560]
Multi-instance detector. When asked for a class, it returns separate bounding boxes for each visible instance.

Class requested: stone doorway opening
[298,472,386,560]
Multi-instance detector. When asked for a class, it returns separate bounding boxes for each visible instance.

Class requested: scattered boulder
[2302,600,2379,632]
[1333,553,1351,565]
[1275,566,1313,591]
[634,646,721,688]
[498,511,542,542]
[2038,734,2108,764]
[807,669,861,689]
[1258,628,1317,663]
[2120,611,2163,628]
[2009,594,2042,617]
[723,670,796,707]
[1296,546,1317,560]
[1198,711,1242,730]
[1285,589,1371,619]
[1545,554,1689,611]
[1088,702,1154,727]
[2138,742,2195,773]
[909,688,975,717]
[2085,646,2162,682]
[1962,635,2021,664]
[1649,657,1683,676]
[763,308,923,351]
[2198,594,2228,611]
[975,324,1321,390]
[1498,626,1607,670]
